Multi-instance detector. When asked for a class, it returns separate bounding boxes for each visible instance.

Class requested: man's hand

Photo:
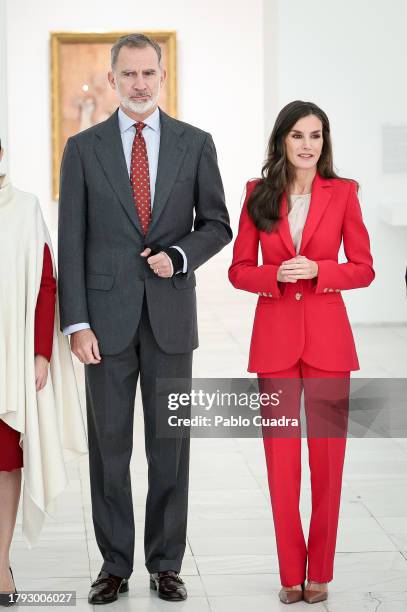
[140,248,174,278]
[35,355,49,391]
[278,255,318,282]
[70,328,102,365]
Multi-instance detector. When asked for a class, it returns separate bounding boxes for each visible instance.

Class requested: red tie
[130,122,151,235]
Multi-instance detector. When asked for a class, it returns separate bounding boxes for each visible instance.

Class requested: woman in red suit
[0,142,56,602]
[229,101,374,605]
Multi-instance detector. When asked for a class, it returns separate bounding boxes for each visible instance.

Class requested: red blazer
[228,173,375,373]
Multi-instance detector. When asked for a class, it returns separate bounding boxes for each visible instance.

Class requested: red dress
[0,244,56,471]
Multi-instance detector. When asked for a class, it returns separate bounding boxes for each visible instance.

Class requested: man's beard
[119,88,160,115]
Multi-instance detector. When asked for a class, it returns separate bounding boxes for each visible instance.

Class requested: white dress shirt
[63,107,187,336]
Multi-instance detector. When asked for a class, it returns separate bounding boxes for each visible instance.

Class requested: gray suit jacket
[58,108,232,355]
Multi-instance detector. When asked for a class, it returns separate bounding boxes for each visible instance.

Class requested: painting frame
[50,31,177,200]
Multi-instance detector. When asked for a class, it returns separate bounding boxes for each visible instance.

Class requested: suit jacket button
[295,292,302,301]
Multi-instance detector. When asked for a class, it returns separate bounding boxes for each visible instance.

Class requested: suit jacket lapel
[147,109,187,235]
[94,110,143,235]
[277,192,297,257]
[298,173,332,253]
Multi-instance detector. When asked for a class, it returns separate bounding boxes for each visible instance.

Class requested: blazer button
[295,292,302,301]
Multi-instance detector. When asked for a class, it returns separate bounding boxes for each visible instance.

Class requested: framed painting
[50,31,177,199]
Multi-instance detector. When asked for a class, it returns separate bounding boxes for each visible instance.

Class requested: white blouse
[288,193,311,254]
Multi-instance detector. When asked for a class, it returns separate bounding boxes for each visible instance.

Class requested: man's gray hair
[111,33,162,69]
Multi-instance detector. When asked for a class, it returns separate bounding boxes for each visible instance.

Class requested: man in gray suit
[58,33,232,605]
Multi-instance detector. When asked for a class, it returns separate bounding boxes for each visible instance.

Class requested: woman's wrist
[35,354,50,363]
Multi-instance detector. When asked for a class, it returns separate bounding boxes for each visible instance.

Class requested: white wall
[0,0,8,174]
[264,0,407,323]
[5,0,264,236]
[5,0,406,323]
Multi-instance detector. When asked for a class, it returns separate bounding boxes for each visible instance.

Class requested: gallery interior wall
[4,0,265,238]
[265,0,407,324]
[3,0,407,324]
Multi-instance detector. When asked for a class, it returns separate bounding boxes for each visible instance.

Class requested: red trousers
[258,360,349,586]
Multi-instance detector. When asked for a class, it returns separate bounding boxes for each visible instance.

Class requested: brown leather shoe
[88,570,129,605]
[278,583,304,604]
[303,582,328,604]
[150,571,187,601]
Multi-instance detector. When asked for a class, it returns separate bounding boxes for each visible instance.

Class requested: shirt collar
[118,106,160,134]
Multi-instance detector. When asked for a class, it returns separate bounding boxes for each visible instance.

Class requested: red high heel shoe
[303,581,328,604]
[278,582,304,604]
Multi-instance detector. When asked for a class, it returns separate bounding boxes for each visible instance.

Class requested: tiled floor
[11,257,407,611]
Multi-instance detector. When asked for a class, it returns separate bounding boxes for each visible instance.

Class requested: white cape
[0,176,88,546]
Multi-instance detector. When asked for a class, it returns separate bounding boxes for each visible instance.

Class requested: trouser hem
[146,560,182,573]
[281,577,306,588]
[101,560,133,580]
[307,576,333,583]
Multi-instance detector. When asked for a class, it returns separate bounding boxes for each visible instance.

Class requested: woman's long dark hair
[247,100,353,232]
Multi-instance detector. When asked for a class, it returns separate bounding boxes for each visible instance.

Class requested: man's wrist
[163,247,184,274]
[63,322,90,336]
[145,243,186,275]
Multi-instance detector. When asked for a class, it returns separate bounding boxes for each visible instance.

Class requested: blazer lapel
[277,192,297,257]
[298,173,333,254]
[147,109,187,235]
[94,110,142,235]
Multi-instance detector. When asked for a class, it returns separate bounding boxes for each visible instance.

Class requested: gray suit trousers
[85,295,192,578]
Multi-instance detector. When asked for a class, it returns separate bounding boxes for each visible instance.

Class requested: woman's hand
[35,355,49,391]
[278,255,318,282]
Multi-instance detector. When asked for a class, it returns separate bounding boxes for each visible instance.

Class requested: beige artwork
[51,31,177,199]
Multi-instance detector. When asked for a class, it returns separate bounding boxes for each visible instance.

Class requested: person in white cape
[0,142,88,604]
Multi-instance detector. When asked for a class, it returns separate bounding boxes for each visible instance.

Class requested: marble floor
[11,258,407,611]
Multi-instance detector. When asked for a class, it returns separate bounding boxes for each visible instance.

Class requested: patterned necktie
[130,122,151,235]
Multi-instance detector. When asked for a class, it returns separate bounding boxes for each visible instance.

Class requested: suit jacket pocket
[86,273,114,291]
